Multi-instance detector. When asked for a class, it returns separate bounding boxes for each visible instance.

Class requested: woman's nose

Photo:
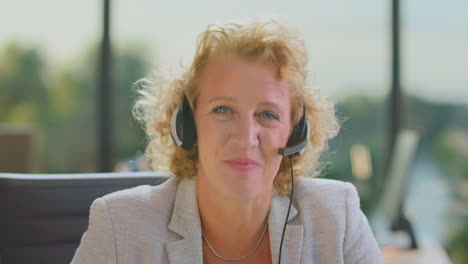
[232,115,260,149]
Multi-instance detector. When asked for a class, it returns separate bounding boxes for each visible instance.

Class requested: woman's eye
[213,106,230,114]
[261,112,279,121]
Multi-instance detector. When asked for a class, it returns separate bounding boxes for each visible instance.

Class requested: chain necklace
[202,221,269,261]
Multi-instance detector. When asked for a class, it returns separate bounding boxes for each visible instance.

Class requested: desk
[382,245,451,264]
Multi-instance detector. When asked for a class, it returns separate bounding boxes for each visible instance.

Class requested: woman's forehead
[196,57,290,106]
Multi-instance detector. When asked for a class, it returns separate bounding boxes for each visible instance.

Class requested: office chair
[0,172,168,264]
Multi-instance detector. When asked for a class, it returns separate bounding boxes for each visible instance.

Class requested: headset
[170,94,310,154]
[170,94,198,151]
[170,94,310,264]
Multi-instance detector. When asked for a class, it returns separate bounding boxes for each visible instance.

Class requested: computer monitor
[371,129,420,249]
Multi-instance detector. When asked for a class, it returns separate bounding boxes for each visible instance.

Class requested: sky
[1,0,467,104]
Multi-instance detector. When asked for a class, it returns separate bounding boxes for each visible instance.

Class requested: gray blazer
[71,177,383,264]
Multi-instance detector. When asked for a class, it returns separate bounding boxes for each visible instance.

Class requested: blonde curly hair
[133,17,340,195]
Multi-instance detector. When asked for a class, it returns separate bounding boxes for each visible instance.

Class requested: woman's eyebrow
[258,102,286,115]
[258,101,282,109]
[207,96,237,104]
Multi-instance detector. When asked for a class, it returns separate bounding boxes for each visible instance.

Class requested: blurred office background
[0,0,467,263]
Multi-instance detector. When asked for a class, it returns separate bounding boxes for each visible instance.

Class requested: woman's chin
[219,173,267,199]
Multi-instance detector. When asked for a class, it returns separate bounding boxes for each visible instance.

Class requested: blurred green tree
[324,95,387,214]
[0,42,50,123]
[112,43,151,166]
[0,41,151,172]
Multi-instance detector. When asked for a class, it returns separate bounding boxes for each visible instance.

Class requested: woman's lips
[225,158,260,172]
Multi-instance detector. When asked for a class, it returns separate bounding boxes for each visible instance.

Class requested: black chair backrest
[0,172,169,264]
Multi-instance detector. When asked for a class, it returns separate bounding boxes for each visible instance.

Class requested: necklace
[202,221,269,261]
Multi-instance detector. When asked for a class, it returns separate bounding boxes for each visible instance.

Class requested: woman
[72,17,382,264]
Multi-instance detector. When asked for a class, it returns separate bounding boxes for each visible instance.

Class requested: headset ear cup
[285,108,307,148]
[278,105,310,157]
[181,100,197,150]
[170,108,183,147]
[170,95,197,151]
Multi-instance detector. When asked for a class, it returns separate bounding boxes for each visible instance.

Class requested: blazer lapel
[165,178,203,264]
[269,191,304,264]
[165,178,305,264]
